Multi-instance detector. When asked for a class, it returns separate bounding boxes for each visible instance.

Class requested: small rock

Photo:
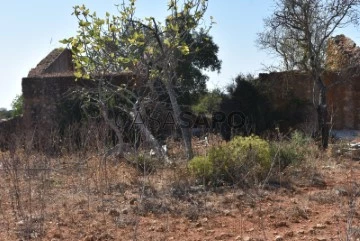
[215,232,233,240]
[335,187,349,196]
[297,230,305,234]
[121,208,129,214]
[201,217,208,223]
[84,235,96,241]
[205,230,215,235]
[275,235,284,241]
[316,238,327,241]
[223,209,231,216]
[56,222,66,227]
[285,231,294,237]
[30,232,39,239]
[16,220,25,226]
[314,223,326,229]
[241,237,252,241]
[274,221,288,228]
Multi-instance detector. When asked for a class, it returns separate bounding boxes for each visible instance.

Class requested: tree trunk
[166,82,193,160]
[100,102,125,156]
[132,101,170,163]
[317,81,329,149]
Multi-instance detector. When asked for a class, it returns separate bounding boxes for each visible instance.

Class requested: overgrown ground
[0,135,359,241]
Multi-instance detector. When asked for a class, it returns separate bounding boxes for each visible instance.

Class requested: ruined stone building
[259,35,360,131]
[0,48,133,149]
[1,34,360,149]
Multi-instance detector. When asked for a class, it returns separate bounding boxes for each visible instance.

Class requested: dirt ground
[0,140,359,241]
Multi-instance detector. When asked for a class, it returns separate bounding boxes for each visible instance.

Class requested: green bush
[188,156,213,182]
[270,131,309,169]
[290,130,311,146]
[208,145,233,184]
[228,135,271,169]
[189,135,272,186]
[271,142,298,169]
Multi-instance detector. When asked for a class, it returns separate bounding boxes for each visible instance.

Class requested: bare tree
[258,0,360,148]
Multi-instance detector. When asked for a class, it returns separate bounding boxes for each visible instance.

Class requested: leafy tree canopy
[191,88,222,114]
[11,95,23,117]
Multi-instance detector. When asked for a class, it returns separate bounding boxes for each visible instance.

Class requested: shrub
[228,135,271,169]
[271,130,309,169]
[189,135,272,186]
[290,130,311,146]
[188,156,213,183]
[207,145,233,184]
[271,142,298,170]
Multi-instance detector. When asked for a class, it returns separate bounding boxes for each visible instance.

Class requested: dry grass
[0,132,359,240]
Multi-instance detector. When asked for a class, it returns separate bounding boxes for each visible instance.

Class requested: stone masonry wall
[0,116,23,151]
[259,68,360,130]
[22,74,135,140]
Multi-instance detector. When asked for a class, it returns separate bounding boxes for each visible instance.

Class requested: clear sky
[1,0,360,109]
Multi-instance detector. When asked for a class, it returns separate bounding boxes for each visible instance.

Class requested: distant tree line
[0,95,23,120]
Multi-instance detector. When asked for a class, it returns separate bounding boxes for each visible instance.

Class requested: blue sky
[1,0,359,109]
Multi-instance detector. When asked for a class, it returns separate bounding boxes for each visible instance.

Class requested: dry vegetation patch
[0,136,359,240]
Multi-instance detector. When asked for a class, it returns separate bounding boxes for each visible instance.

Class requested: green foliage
[11,95,23,117]
[188,156,213,182]
[188,135,271,186]
[0,108,12,119]
[270,131,310,169]
[219,74,272,140]
[60,0,216,83]
[61,0,220,158]
[191,89,222,114]
[290,130,311,147]
[176,30,222,106]
[229,135,271,170]
[60,0,221,111]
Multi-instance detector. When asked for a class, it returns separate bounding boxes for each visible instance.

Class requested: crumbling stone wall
[259,68,360,130]
[325,68,360,129]
[0,116,23,151]
[18,48,136,151]
[257,34,360,131]
[22,76,78,132]
[22,74,135,148]
[326,34,360,71]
